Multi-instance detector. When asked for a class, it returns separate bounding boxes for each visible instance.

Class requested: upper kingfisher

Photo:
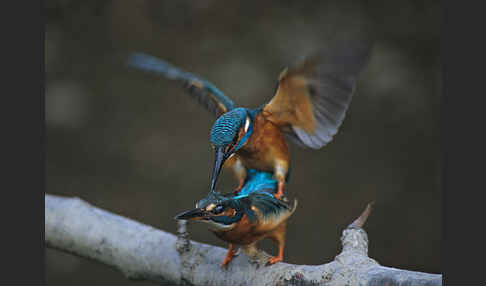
[175,168,297,268]
[127,36,372,199]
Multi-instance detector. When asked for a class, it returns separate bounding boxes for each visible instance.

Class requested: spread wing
[263,38,372,149]
[126,52,236,117]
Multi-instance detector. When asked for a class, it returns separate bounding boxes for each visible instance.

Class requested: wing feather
[126,52,236,116]
[264,37,372,149]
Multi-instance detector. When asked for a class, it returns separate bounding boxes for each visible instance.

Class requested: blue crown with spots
[210,108,248,147]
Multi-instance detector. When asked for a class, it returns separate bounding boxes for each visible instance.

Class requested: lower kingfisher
[127,36,372,199]
[175,169,297,268]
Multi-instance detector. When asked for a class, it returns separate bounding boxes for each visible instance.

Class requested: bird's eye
[212,205,224,215]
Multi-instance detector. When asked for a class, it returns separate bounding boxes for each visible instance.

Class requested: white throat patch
[244,116,250,133]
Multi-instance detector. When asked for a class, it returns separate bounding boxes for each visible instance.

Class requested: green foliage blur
[46,1,441,285]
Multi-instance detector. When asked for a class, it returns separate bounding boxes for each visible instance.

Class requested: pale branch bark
[45,194,442,286]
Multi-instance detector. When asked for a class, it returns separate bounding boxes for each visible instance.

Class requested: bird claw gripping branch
[175,169,297,268]
[130,36,372,268]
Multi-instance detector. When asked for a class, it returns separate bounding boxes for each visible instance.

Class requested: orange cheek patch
[212,208,236,218]
[233,128,247,151]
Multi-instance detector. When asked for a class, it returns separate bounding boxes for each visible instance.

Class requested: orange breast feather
[212,214,262,245]
[236,113,290,172]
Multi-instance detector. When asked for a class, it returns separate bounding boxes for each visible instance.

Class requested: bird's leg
[267,222,286,265]
[230,157,246,193]
[273,161,288,200]
[274,181,284,200]
[221,243,237,268]
[234,176,245,193]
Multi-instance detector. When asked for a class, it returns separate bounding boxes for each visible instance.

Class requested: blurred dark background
[45,1,441,285]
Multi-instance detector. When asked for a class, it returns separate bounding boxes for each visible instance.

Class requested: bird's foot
[221,245,238,269]
[266,255,283,265]
[221,256,235,269]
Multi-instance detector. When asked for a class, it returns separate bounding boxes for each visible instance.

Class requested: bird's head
[209,107,254,192]
[175,188,297,233]
[174,191,246,231]
[175,167,296,233]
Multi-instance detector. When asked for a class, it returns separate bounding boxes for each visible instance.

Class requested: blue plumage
[129,45,370,267]
[128,46,370,198]
[210,108,248,147]
[235,169,277,199]
[188,168,283,225]
[126,52,236,116]
[174,168,297,268]
[126,52,282,194]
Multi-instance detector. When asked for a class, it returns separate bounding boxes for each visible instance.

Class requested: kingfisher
[175,168,297,268]
[127,37,371,199]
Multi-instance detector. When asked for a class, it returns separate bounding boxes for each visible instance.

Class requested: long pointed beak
[175,208,207,220]
[210,147,227,193]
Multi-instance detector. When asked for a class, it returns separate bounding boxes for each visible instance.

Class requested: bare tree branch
[45,194,442,286]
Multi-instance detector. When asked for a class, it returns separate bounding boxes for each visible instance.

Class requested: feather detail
[126,52,236,116]
[263,36,372,149]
